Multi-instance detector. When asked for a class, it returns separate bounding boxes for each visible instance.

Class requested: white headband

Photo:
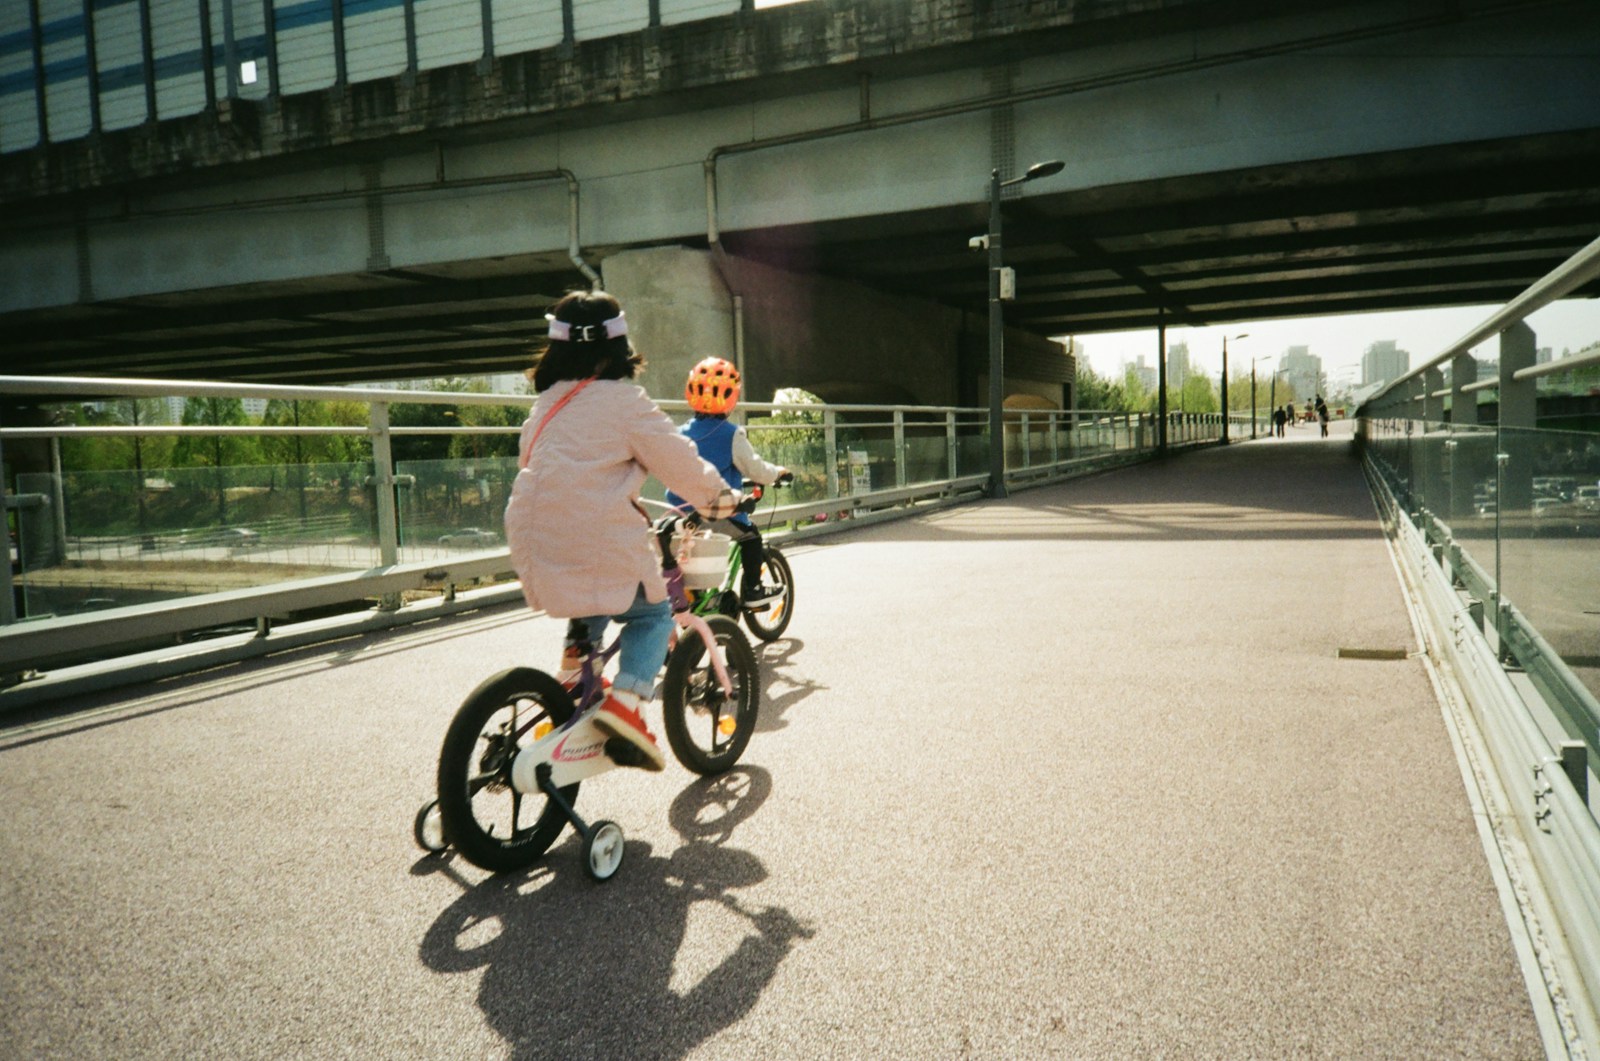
[546,312,628,342]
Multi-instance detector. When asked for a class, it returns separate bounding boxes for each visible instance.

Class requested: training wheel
[413,799,447,854]
[584,820,625,881]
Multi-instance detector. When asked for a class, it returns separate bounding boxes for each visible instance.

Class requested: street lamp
[987,160,1065,500]
[1248,353,1274,440]
[1220,333,1247,445]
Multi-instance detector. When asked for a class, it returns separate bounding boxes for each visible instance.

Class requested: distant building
[1281,345,1324,402]
[1361,340,1409,387]
[1130,355,1157,392]
[1167,341,1191,390]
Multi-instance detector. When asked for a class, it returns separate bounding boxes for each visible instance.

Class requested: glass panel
[394,456,517,561]
[12,460,376,619]
[1495,424,1600,700]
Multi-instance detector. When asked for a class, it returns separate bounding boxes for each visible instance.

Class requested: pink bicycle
[414,507,759,881]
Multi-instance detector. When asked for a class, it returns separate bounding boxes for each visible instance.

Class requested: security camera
[968,235,989,251]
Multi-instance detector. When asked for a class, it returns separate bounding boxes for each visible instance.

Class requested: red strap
[520,377,596,470]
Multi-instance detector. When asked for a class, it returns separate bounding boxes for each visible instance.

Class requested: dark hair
[528,290,643,392]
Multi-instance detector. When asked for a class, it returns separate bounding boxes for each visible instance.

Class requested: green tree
[260,398,369,466]
[174,397,257,524]
[1173,376,1218,414]
[1121,365,1154,413]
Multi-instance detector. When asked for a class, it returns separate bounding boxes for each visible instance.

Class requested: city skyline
[1068,297,1600,393]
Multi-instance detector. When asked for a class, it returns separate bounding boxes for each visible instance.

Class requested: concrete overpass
[2,0,1599,402]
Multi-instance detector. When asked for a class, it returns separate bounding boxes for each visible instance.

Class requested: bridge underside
[3,0,1598,387]
[7,127,1598,387]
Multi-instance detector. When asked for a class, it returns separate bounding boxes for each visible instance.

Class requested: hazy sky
[1067,298,1600,388]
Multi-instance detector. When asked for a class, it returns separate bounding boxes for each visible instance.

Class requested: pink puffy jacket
[505,378,732,618]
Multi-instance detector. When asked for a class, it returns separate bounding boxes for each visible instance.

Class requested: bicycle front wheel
[662,615,760,774]
[742,546,793,642]
[436,667,577,873]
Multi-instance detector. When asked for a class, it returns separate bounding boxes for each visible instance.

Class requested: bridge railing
[0,377,1223,694]
[1357,233,1600,1045]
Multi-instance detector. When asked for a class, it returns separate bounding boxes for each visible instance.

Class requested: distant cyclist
[667,357,791,608]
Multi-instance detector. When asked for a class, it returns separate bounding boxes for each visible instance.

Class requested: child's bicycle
[674,475,796,643]
[413,508,760,882]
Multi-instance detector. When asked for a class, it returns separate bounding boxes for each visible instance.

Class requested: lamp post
[987,159,1065,500]
[1220,333,1247,444]
[1249,354,1273,440]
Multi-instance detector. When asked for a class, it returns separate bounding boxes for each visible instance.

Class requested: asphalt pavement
[0,421,1545,1059]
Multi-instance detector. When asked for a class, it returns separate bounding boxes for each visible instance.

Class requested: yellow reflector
[534,720,553,740]
[718,716,737,736]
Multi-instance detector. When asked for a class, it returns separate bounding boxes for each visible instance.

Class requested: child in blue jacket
[667,357,790,607]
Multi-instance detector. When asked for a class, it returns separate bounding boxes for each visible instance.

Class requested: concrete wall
[603,245,1071,408]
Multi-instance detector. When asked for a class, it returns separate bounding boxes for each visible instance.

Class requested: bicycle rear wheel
[661,615,759,774]
[436,667,578,873]
[741,546,793,642]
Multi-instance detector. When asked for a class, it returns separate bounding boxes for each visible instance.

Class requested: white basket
[675,531,731,590]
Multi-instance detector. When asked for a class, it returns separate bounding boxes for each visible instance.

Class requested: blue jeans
[573,585,673,700]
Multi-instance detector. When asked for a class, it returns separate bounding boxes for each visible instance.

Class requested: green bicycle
[665,478,795,643]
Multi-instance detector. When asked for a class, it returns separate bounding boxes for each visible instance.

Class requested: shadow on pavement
[417,766,813,1060]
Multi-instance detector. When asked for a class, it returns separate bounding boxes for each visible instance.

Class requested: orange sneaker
[591,691,666,772]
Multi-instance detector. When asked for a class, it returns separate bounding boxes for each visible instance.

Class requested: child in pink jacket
[505,290,738,771]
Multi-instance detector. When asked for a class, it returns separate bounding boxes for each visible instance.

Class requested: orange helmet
[685,357,741,415]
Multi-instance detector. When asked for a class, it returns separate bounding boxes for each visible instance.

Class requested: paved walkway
[0,424,1546,1059]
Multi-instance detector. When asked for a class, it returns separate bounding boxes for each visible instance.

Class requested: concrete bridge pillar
[603,246,1072,414]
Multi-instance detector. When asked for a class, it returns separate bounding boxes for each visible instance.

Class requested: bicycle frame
[507,541,733,795]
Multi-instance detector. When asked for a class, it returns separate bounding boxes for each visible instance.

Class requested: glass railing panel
[903,424,951,487]
[394,456,517,560]
[1493,424,1600,699]
[741,419,828,502]
[12,461,377,619]
[833,419,897,498]
[1435,423,1499,587]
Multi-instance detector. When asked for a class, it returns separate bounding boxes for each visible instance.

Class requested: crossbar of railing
[1366,231,1600,405]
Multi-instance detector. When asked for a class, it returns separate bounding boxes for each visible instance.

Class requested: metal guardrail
[1368,458,1600,1054]
[0,376,1231,699]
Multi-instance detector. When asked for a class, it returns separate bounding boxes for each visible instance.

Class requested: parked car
[219,528,261,549]
[438,527,499,547]
[1533,476,1578,502]
[1577,485,1600,512]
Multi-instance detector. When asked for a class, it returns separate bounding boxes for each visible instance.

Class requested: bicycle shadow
[751,638,827,735]
[417,766,811,1060]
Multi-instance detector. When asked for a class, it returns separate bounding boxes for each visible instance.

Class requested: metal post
[137,0,157,122]
[369,403,399,569]
[261,0,279,98]
[27,0,49,140]
[332,0,348,87]
[1156,313,1168,452]
[0,422,14,625]
[82,0,103,132]
[987,167,1006,499]
[1448,353,1478,520]
[222,0,238,99]
[824,409,839,500]
[893,409,906,488]
[1250,361,1257,439]
[945,411,957,479]
[1220,337,1230,445]
[197,0,216,110]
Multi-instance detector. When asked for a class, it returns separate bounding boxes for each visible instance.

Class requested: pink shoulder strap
[519,377,597,470]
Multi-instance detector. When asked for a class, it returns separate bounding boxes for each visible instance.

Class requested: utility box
[999,267,1016,301]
